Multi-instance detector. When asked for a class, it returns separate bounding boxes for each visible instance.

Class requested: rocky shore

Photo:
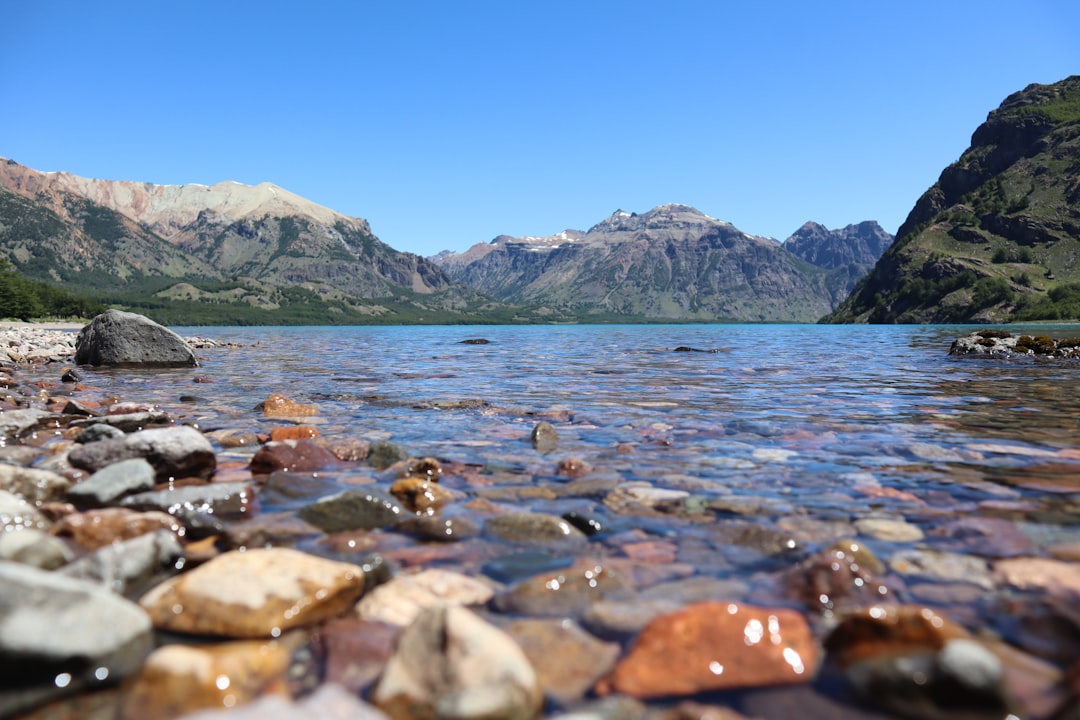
[0,322,1078,719]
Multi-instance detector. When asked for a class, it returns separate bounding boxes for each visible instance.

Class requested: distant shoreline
[0,320,84,331]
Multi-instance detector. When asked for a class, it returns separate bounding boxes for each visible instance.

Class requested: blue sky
[2,2,1078,257]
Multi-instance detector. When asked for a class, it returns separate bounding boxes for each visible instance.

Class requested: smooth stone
[0,488,48,531]
[0,463,71,503]
[67,425,217,481]
[890,548,994,590]
[221,512,323,550]
[994,557,1080,599]
[258,470,340,510]
[389,476,455,513]
[298,489,404,533]
[0,408,52,438]
[120,482,254,529]
[74,423,125,444]
[139,547,368,638]
[120,640,292,720]
[783,542,893,615]
[531,421,558,454]
[367,441,408,470]
[371,605,542,720]
[394,514,481,543]
[249,440,340,474]
[317,618,400,696]
[268,425,320,442]
[261,392,319,418]
[482,550,575,584]
[502,618,621,707]
[75,310,198,367]
[580,598,683,641]
[0,561,153,717]
[71,411,174,433]
[0,527,73,569]
[485,511,588,546]
[854,517,924,542]
[596,602,817,698]
[492,558,634,618]
[930,516,1036,558]
[823,605,970,668]
[355,568,497,626]
[638,575,750,604]
[51,507,183,551]
[59,529,183,597]
[175,682,391,719]
[67,458,155,508]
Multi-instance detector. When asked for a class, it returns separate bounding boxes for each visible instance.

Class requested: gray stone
[937,638,1004,693]
[60,529,183,596]
[71,411,174,433]
[485,511,588,546]
[67,425,216,481]
[531,421,558,454]
[299,489,404,533]
[0,528,73,569]
[120,482,254,528]
[0,408,51,439]
[73,422,125,443]
[0,463,71,503]
[0,561,153,717]
[75,309,198,367]
[67,457,156,508]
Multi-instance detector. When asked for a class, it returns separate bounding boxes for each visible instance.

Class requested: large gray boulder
[75,310,198,367]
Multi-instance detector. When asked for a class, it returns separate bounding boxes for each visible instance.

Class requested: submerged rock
[67,425,217,481]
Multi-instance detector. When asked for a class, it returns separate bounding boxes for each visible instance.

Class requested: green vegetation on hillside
[0,259,106,320]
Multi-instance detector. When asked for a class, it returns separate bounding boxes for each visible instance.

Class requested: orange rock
[597,602,817,698]
[120,640,291,720]
[262,392,318,418]
[389,476,455,513]
[51,508,184,551]
[268,425,320,442]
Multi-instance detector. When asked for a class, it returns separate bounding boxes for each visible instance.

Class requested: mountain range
[0,158,892,324]
[828,75,1080,323]
[432,206,891,322]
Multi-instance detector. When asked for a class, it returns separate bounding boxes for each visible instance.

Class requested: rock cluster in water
[950,329,1080,358]
[0,319,1077,719]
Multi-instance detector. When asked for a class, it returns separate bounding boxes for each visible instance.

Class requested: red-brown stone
[249,439,340,474]
[597,602,817,698]
[262,392,318,418]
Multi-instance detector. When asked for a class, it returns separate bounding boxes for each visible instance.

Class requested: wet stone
[120,639,292,720]
[176,682,392,719]
[580,598,684,641]
[597,602,818,698]
[562,511,604,536]
[316,617,400,697]
[371,605,543,720]
[394,514,481,543]
[66,425,217,481]
[0,528,73,569]
[259,470,341,510]
[139,547,369,638]
[930,516,1038,558]
[72,424,124,445]
[531,421,558,454]
[0,562,154,718]
[70,410,173,433]
[994,556,1080,600]
[0,488,49,531]
[482,549,575,584]
[298,488,404,533]
[66,458,155,509]
[249,439,341,474]
[854,517,925,542]
[783,542,893,615]
[221,512,323,550]
[502,617,621,708]
[485,511,589,546]
[120,481,254,529]
[261,392,318,418]
[59,529,183,597]
[492,558,634,618]
[355,568,497,626]
[823,604,971,668]
[50,507,183,551]
[547,695,649,720]
[890,548,994,590]
[367,440,408,470]
[389,476,456,513]
[0,463,71,504]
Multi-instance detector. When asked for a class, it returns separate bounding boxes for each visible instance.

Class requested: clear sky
[2,2,1078,257]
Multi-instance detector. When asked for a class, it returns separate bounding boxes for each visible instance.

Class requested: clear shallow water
[31,322,1080,715]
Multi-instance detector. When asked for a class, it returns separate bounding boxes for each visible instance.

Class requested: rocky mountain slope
[434,205,887,323]
[0,159,492,323]
[827,75,1080,323]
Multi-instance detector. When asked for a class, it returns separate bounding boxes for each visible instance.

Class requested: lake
[34,322,1080,717]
